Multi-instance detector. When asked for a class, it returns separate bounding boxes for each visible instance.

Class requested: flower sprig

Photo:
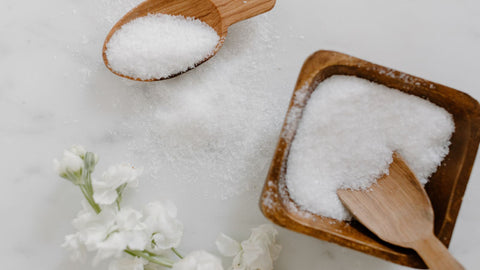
[55,145,281,270]
[54,146,101,213]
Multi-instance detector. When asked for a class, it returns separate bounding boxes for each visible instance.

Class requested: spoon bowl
[102,0,276,81]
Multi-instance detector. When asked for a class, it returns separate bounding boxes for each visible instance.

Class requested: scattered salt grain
[105,14,220,80]
[285,75,454,221]
[101,15,288,200]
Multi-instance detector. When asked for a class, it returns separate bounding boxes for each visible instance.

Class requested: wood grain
[413,234,465,270]
[214,0,276,27]
[102,0,276,81]
[259,50,480,268]
[338,153,464,270]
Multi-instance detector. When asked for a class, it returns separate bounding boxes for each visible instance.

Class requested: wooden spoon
[102,0,276,81]
[337,153,464,270]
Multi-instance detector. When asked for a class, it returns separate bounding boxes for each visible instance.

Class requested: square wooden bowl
[259,50,480,268]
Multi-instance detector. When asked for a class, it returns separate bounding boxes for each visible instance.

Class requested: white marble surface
[1,0,480,269]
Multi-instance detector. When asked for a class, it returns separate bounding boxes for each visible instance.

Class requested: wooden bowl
[259,50,480,268]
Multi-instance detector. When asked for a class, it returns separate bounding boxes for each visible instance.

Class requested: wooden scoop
[102,0,276,81]
[337,153,464,270]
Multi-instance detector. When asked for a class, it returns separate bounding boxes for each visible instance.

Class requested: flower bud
[54,148,86,184]
[84,152,99,173]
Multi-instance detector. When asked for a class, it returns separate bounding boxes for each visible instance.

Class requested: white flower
[217,224,281,270]
[93,164,142,205]
[64,202,149,265]
[172,251,223,270]
[143,201,183,251]
[113,207,148,251]
[115,207,146,233]
[72,201,117,251]
[69,145,87,158]
[94,207,148,264]
[109,256,148,270]
[53,146,85,182]
[62,233,87,261]
[63,202,115,263]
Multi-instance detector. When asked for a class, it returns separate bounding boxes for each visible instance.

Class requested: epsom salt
[285,76,454,221]
[105,14,220,80]
[98,15,288,200]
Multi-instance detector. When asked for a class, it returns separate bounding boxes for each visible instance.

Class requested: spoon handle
[214,0,276,26]
[413,233,464,270]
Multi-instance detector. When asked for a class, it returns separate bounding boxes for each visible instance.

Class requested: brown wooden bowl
[259,50,480,268]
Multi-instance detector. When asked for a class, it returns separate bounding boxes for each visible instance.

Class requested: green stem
[79,165,102,214]
[83,167,94,196]
[115,183,127,210]
[171,248,184,259]
[90,199,102,214]
[79,185,101,214]
[116,198,121,211]
[125,249,174,268]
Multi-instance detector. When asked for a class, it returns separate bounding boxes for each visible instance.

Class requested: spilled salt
[105,14,220,80]
[285,75,454,221]
[102,15,287,200]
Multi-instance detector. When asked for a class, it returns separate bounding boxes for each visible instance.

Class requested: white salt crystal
[285,75,454,221]
[105,14,220,80]
[106,15,287,200]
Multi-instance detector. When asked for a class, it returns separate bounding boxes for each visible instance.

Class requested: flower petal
[93,183,118,205]
[143,201,184,251]
[229,224,281,270]
[215,233,241,257]
[172,250,223,270]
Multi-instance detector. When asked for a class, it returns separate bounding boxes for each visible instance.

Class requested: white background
[1,0,479,269]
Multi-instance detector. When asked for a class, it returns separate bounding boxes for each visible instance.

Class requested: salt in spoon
[337,153,464,270]
[102,0,276,81]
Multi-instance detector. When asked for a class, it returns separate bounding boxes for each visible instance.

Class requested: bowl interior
[259,50,480,268]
